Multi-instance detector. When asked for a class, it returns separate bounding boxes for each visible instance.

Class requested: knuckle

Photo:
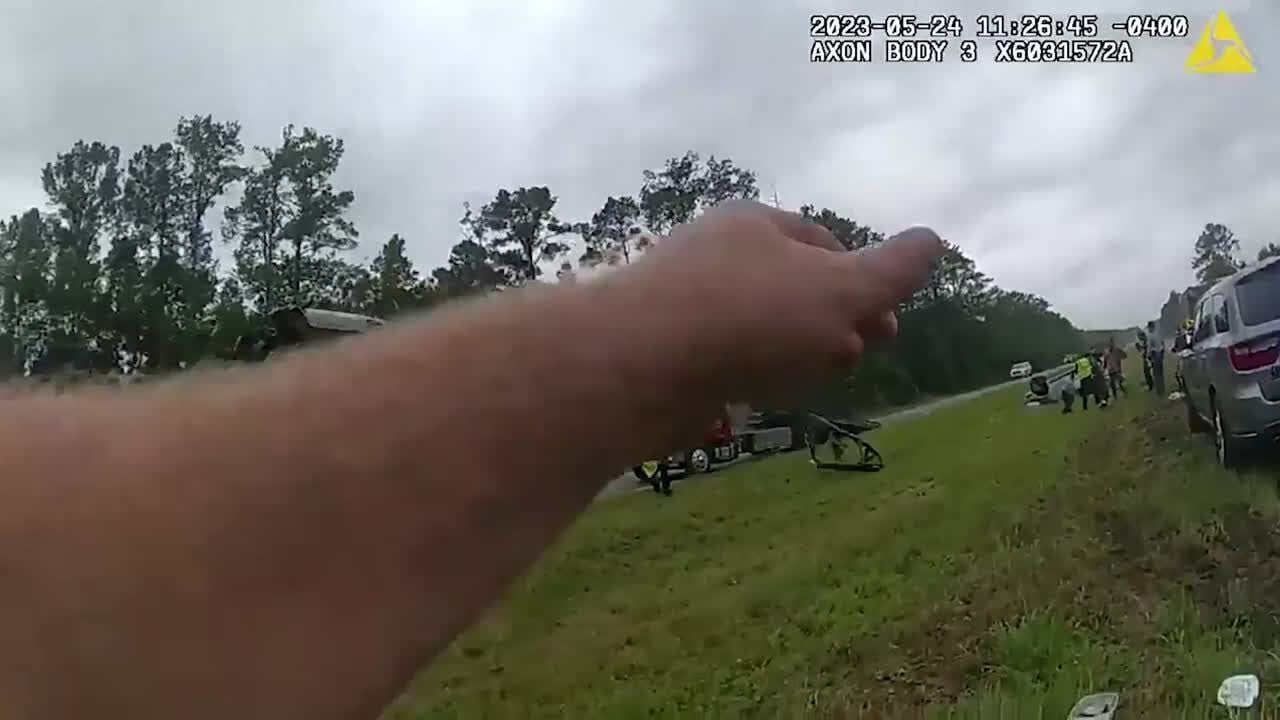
[710,198,765,214]
[807,223,838,243]
[831,335,864,369]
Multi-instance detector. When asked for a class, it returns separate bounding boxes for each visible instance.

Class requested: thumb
[842,226,942,314]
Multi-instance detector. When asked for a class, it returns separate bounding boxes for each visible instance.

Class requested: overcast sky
[2,0,1276,329]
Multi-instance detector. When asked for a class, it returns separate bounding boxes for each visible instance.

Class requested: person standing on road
[0,200,941,720]
[634,460,673,496]
[1104,338,1127,398]
[655,461,675,497]
[650,461,673,496]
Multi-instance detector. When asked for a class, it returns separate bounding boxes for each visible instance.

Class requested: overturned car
[234,307,386,362]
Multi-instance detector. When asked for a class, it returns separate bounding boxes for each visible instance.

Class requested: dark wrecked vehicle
[234,307,386,362]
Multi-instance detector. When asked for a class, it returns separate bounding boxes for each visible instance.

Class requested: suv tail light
[1229,336,1280,372]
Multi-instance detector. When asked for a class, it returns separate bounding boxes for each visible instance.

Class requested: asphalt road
[594,368,1065,500]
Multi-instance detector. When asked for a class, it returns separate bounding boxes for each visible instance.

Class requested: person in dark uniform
[652,462,672,496]
[1091,351,1110,407]
[1136,328,1153,391]
[1146,321,1166,396]
[633,461,672,496]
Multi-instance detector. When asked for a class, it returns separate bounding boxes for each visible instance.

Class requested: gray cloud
[1,0,1276,328]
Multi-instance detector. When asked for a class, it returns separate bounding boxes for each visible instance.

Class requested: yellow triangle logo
[1186,12,1255,73]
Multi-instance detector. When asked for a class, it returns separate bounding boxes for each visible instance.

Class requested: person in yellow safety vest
[632,459,672,496]
[1074,353,1099,410]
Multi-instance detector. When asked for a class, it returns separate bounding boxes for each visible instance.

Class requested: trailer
[737,426,794,454]
[735,410,809,455]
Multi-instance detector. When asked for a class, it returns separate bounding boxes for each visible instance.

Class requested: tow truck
[634,407,815,482]
[634,408,740,482]
[633,405,885,485]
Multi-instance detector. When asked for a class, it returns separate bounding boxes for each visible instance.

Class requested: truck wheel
[688,448,711,474]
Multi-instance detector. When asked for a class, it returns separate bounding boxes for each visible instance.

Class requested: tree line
[1195,222,1280,282]
[1156,223,1279,338]
[0,115,1082,407]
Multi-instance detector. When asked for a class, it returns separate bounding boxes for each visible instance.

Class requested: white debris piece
[1217,674,1259,708]
[1068,692,1119,719]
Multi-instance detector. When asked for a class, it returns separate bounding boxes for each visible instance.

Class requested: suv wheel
[688,448,712,474]
[1212,399,1242,469]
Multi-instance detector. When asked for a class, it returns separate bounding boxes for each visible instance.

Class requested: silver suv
[1182,257,1280,467]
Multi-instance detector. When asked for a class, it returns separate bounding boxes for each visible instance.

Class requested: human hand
[616,200,942,405]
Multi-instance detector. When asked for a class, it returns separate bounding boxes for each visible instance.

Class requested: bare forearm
[0,278,717,719]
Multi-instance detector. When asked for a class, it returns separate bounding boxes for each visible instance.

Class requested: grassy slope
[388,369,1280,719]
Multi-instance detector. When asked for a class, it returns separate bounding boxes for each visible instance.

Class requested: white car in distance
[1009,361,1033,379]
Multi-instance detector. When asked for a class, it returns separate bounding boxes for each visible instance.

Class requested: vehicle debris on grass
[389,363,1280,719]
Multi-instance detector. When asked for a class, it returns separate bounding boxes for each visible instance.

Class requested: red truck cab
[631,408,741,484]
[665,407,739,474]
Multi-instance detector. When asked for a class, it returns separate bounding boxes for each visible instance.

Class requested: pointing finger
[843,226,942,313]
[862,309,898,344]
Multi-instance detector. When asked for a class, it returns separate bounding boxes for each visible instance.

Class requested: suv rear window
[1236,264,1280,326]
